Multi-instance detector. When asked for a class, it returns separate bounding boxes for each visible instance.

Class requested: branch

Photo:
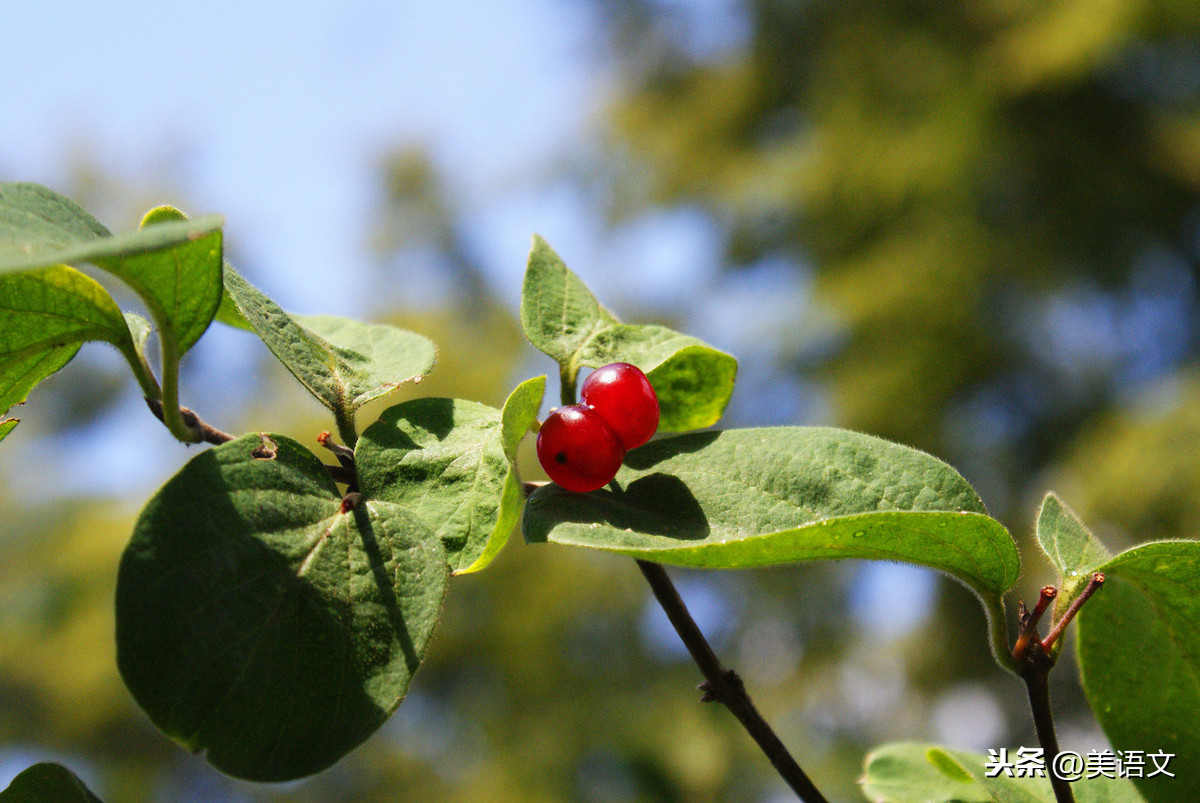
[1019,642,1075,803]
[144,398,234,445]
[636,560,829,803]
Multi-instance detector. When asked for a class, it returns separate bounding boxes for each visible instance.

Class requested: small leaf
[860,742,996,803]
[356,398,515,573]
[116,434,449,781]
[500,374,546,460]
[297,313,438,410]
[221,266,435,427]
[520,234,617,366]
[0,762,103,802]
[0,417,16,443]
[860,742,1144,803]
[1077,540,1200,803]
[0,344,80,416]
[1036,492,1111,594]
[457,375,547,574]
[520,236,736,430]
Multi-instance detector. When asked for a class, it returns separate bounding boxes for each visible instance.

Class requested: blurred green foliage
[4,1,1200,800]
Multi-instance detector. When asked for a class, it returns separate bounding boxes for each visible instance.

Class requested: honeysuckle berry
[536,404,626,493]
[580,362,660,449]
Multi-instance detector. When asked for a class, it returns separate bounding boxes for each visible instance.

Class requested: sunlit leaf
[221,265,436,429]
[520,235,736,430]
[525,427,1019,600]
[357,398,512,573]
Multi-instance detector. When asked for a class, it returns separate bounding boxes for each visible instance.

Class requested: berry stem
[637,560,829,803]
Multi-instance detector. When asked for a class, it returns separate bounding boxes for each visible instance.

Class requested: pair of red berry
[536,363,660,492]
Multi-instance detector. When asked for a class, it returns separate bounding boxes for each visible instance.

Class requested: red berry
[536,404,626,493]
[580,362,660,449]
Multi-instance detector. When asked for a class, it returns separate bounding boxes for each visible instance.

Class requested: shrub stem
[636,559,829,803]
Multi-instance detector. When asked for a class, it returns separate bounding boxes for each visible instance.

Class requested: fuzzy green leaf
[1077,540,1200,803]
[458,375,547,574]
[221,266,436,428]
[525,427,1016,590]
[116,433,449,782]
[860,742,1144,803]
[0,762,103,802]
[524,427,1018,665]
[1036,492,1112,595]
[1036,493,1114,641]
[0,418,16,444]
[357,398,517,573]
[520,235,736,430]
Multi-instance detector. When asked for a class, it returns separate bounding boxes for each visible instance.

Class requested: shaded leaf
[1077,540,1200,803]
[0,762,103,802]
[520,235,735,430]
[116,433,448,782]
[357,398,513,573]
[221,266,436,426]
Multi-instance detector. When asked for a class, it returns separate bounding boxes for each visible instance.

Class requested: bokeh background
[4,1,1200,800]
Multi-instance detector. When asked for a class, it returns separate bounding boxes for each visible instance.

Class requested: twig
[144,398,234,445]
[1041,574,1104,653]
[636,560,829,803]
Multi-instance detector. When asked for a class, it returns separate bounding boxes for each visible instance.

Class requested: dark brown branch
[1019,642,1075,803]
[145,398,234,445]
[636,560,829,803]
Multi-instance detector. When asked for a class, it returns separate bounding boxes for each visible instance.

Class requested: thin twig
[1041,574,1104,653]
[144,398,234,445]
[636,560,829,803]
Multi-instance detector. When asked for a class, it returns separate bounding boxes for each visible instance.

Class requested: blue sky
[3,0,607,314]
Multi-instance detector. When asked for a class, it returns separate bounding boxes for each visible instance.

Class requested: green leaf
[500,374,546,461]
[0,344,80,417]
[0,417,16,444]
[0,185,224,441]
[116,433,449,782]
[1036,492,1112,593]
[525,428,1014,585]
[458,374,547,574]
[860,742,1144,803]
[0,264,137,383]
[0,762,103,802]
[524,427,1019,666]
[520,235,736,430]
[0,187,222,354]
[357,398,518,574]
[1077,540,1200,803]
[221,266,436,438]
